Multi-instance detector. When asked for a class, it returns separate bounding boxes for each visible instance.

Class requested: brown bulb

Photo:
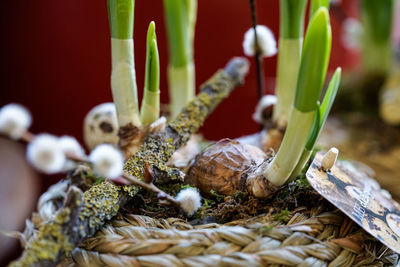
[185,139,270,196]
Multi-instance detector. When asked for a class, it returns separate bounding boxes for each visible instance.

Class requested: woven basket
[63,206,398,267]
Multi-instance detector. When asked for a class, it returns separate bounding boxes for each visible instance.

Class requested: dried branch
[9,57,249,267]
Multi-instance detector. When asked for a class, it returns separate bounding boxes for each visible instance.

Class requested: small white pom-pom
[27,134,66,174]
[243,25,277,57]
[59,136,86,171]
[0,103,32,140]
[175,188,202,216]
[252,95,278,124]
[341,18,363,50]
[89,144,124,178]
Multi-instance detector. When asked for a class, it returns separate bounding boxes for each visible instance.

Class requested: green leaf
[305,67,341,150]
[107,0,135,39]
[319,67,341,128]
[280,0,307,39]
[145,22,160,93]
[309,0,330,19]
[294,7,331,113]
[163,0,190,67]
[305,102,321,150]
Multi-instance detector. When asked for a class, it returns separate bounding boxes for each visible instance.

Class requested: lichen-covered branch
[9,57,249,267]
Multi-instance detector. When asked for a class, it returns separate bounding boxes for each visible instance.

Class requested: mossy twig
[9,57,249,267]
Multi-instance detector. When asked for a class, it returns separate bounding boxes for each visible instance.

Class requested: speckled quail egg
[83,103,119,150]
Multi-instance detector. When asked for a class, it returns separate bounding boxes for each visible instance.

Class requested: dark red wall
[0,0,358,145]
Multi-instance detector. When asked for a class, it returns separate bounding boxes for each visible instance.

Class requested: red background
[0,1,359,264]
[0,0,358,144]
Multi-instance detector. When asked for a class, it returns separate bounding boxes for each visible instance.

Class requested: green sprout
[140,21,160,125]
[288,68,341,182]
[309,0,329,20]
[361,0,394,76]
[107,0,141,128]
[265,7,332,186]
[163,0,197,118]
[273,0,307,129]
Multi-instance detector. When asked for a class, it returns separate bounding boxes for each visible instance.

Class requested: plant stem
[265,109,315,185]
[265,8,331,186]
[273,0,307,129]
[361,0,394,76]
[249,0,264,101]
[122,172,180,206]
[108,0,141,128]
[164,0,197,118]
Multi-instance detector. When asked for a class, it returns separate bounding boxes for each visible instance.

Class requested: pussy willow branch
[249,0,264,102]
[9,57,249,267]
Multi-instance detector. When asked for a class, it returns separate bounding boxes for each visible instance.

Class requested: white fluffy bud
[89,144,124,178]
[243,25,277,57]
[341,18,363,50]
[252,95,277,124]
[59,136,86,171]
[176,188,202,216]
[27,134,66,174]
[0,103,32,140]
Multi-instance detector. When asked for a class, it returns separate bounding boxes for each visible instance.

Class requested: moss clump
[10,208,73,267]
[80,181,122,236]
[273,208,291,222]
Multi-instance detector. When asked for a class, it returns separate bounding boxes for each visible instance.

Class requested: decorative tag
[306,152,400,254]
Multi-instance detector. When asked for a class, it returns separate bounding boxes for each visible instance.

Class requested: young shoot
[265,7,332,186]
[288,68,341,181]
[272,0,307,129]
[140,21,160,125]
[309,0,330,20]
[107,0,141,129]
[163,0,197,118]
[361,0,394,76]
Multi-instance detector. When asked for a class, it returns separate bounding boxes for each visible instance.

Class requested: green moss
[10,208,73,267]
[209,190,225,202]
[273,208,291,222]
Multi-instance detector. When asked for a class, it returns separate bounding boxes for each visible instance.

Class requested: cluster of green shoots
[107,0,197,131]
[265,0,341,186]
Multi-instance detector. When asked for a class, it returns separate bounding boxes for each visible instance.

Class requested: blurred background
[0,0,364,264]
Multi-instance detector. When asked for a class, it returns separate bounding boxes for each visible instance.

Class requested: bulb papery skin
[243,25,277,57]
[89,144,124,179]
[175,188,202,216]
[0,103,32,140]
[27,134,66,174]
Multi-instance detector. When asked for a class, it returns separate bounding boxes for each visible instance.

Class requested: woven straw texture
[64,207,398,267]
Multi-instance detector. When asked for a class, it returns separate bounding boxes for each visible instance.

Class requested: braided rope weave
[63,207,399,267]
